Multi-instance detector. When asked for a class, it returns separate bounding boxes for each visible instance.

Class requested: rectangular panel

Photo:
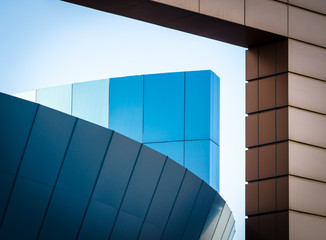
[259,76,275,111]
[210,141,219,191]
[289,73,326,115]
[289,141,326,182]
[200,194,225,239]
[0,93,38,175]
[39,188,88,240]
[121,146,166,218]
[145,158,185,228]
[246,148,258,181]
[144,72,184,142]
[289,39,326,82]
[185,140,210,184]
[259,144,276,179]
[246,182,258,215]
[259,43,276,78]
[109,76,143,142]
[110,210,143,240]
[36,85,72,114]
[246,114,258,147]
[0,178,52,239]
[289,0,326,15]
[145,141,184,166]
[78,200,118,240]
[18,106,75,186]
[289,176,326,216]
[246,47,259,80]
[0,172,14,222]
[246,80,258,113]
[72,79,109,127]
[259,179,276,213]
[222,215,234,240]
[259,213,276,240]
[185,70,219,142]
[259,110,276,145]
[200,0,244,25]
[153,0,199,12]
[162,171,202,240]
[213,203,231,239]
[182,182,215,240]
[56,119,112,197]
[289,107,326,148]
[289,210,326,240]
[245,0,287,36]
[289,6,326,48]
[245,216,258,240]
[93,132,141,208]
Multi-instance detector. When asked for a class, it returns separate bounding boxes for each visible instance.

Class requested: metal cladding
[0,92,234,239]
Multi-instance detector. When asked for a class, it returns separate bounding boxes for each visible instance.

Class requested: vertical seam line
[183,72,186,167]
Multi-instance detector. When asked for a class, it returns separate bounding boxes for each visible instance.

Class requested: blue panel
[78,200,118,240]
[139,221,163,240]
[72,79,109,128]
[121,146,166,218]
[145,141,184,166]
[56,119,112,197]
[39,189,88,240]
[162,171,202,240]
[210,141,220,192]
[110,210,143,240]
[182,182,215,240]
[0,172,14,222]
[210,72,220,144]
[145,158,185,229]
[93,132,141,208]
[200,194,226,239]
[144,72,184,142]
[36,85,72,114]
[0,93,38,175]
[0,178,52,239]
[185,140,210,184]
[109,76,143,142]
[18,106,75,186]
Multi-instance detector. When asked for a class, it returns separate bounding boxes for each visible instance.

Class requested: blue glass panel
[109,76,143,142]
[210,71,220,145]
[18,106,75,186]
[210,141,220,192]
[0,178,52,239]
[56,119,112,197]
[144,72,184,142]
[185,140,210,184]
[0,172,14,221]
[145,141,184,166]
[0,93,38,175]
[78,200,118,240]
[121,146,166,218]
[39,189,88,240]
[139,221,163,240]
[36,85,72,114]
[72,79,109,128]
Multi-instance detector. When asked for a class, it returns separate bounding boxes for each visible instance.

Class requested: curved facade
[0,93,234,239]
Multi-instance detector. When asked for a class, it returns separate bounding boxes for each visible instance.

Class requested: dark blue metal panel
[162,171,202,240]
[18,106,75,186]
[182,182,216,240]
[56,119,112,197]
[0,173,14,223]
[0,93,38,175]
[92,132,141,208]
[120,145,166,218]
[0,178,52,239]
[145,158,185,229]
[138,221,163,240]
[38,189,88,240]
[78,200,118,240]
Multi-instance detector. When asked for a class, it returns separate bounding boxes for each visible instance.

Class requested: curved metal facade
[0,93,234,239]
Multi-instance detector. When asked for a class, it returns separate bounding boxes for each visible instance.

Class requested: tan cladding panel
[289,39,326,82]
[289,141,326,183]
[289,6,326,48]
[289,0,326,15]
[289,176,326,216]
[200,0,244,25]
[245,0,287,36]
[152,0,199,12]
[290,211,326,240]
[289,73,326,115]
[289,107,326,148]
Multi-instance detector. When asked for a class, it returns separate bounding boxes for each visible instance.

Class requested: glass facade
[15,70,220,191]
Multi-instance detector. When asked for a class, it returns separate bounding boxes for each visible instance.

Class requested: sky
[0,0,246,239]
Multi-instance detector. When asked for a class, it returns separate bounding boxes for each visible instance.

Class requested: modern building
[61,0,326,239]
[0,90,234,239]
[16,70,220,191]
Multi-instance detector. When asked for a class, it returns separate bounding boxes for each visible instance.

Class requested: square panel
[72,79,109,127]
[259,144,276,179]
[144,72,184,142]
[18,106,76,186]
[259,179,276,213]
[145,141,184,166]
[109,75,143,142]
[259,110,276,145]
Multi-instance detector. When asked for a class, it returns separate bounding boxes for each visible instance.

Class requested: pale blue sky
[0,0,246,239]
